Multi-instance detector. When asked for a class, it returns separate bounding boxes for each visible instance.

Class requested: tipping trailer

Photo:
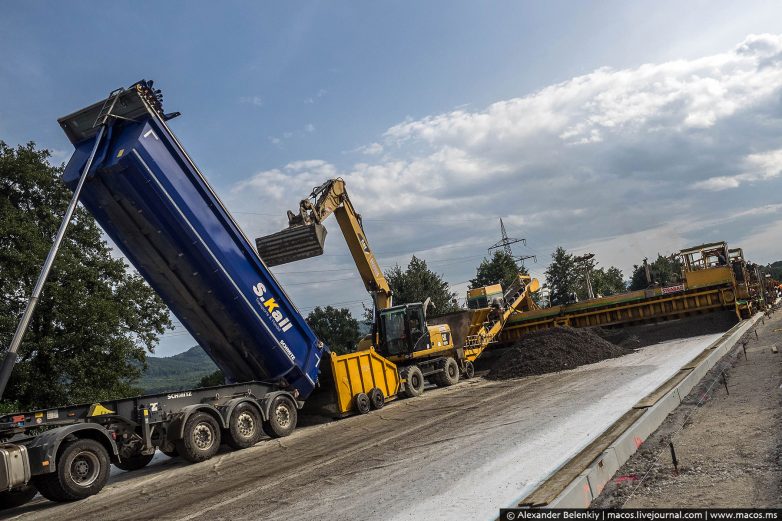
[0,81,397,508]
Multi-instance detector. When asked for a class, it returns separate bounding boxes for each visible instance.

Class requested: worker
[488,298,504,323]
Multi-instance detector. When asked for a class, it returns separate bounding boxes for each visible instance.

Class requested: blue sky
[3,2,782,355]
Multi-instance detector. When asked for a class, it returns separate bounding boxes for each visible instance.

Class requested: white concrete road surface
[8,333,724,521]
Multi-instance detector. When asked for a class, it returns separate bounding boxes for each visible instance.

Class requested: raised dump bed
[60,83,324,398]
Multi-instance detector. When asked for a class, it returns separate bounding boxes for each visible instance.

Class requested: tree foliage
[470,251,527,289]
[198,370,225,388]
[544,247,578,305]
[545,247,625,304]
[591,266,626,297]
[762,260,782,281]
[306,306,360,355]
[0,142,171,409]
[385,256,460,316]
[629,254,682,290]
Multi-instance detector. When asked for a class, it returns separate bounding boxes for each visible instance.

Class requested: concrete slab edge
[534,313,763,509]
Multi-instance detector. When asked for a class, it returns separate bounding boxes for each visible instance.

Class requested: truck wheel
[0,484,37,509]
[401,365,424,398]
[463,360,475,379]
[226,402,263,449]
[262,395,297,438]
[435,357,460,387]
[355,393,371,414]
[175,412,221,463]
[161,447,179,458]
[160,447,179,458]
[113,452,154,471]
[33,438,110,502]
[368,388,385,410]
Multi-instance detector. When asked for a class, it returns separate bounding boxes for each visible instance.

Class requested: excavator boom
[256,179,393,310]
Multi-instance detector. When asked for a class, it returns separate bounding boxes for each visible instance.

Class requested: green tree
[198,370,225,388]
[762,260,782,281]
[469,251,527,289]
[544,247,578,305]
[0,142,171,409]
[306,306,360,355]
[592,266,626,296]
[385,256,460,316]
[629,254,682,290]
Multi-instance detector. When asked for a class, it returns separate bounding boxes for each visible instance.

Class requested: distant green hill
[137,346,218,393]
[766,260,782,280]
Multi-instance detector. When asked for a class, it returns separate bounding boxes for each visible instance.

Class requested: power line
[232,210,499,225]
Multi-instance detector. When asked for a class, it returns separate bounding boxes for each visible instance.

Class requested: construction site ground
[594,309,782,508]
[6,315,743,521]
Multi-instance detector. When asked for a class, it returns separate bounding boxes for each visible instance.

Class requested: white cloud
[304,123,315,133]
[694,147,782,190]
[356,142,384,155]
[239,96,264,107]
[304,89,327,104]
[229,34,782,310]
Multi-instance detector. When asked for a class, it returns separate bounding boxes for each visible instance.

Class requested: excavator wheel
[368,388,385,410]
[401,365,424,398]
[355,393,371,414]
[434,357,460,387]
[463,360,475,379]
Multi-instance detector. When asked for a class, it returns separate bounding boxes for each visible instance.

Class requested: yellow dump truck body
[325,348,400,416]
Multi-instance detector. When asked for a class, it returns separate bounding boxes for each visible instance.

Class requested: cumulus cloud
[694,148,782,191]
[356,142,384,155]
[228,34,782,314]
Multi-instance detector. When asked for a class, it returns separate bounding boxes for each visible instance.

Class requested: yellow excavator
[256,178,539,398]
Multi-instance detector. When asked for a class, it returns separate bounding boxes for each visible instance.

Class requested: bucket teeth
[256,223,328,267]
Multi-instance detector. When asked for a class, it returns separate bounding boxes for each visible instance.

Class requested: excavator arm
[257,178,393,310]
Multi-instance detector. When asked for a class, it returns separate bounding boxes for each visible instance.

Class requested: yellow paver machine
[498,241,766,345]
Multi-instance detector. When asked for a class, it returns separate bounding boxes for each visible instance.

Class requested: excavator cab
[376,303,430,357]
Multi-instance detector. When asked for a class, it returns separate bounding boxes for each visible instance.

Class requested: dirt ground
[594,309,782,508]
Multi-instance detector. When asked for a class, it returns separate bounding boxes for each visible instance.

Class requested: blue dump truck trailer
[0,82,343,508]
[59,83,324,397]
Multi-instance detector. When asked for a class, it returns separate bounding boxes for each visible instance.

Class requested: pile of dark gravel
[486,326,632,380]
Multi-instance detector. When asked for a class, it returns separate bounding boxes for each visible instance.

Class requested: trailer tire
[113,452,155,471]
[434,357,460,387]
[0,485,37,509]
[463,360,475,379]
[33,438,110,502]
[176,412,221,463]
[262,395,297,438]
[226,402,263,449]
[355,393,371,414]
[161,447,179,458]
[401,365,424,398]
[368,388,385,410]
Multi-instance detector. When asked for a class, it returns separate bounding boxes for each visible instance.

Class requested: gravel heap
[486,326,632,380]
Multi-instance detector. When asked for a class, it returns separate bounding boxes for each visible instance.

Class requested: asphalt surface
[6,331,728,521]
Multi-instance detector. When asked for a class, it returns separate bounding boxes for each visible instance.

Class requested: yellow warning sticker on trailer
[116,149,125,158]
[88,403,115,416]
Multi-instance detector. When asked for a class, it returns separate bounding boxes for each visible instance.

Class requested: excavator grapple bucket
[256,223,327,267]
